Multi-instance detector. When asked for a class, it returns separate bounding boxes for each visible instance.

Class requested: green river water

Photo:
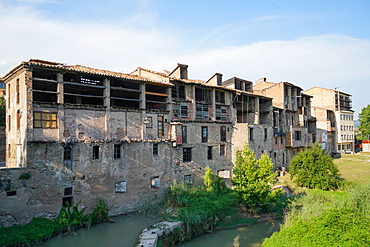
[42,215,282,247]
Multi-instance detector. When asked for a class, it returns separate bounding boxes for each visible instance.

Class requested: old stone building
[305,87,355,154]
[253,78,317,166]
[1,59,274,225]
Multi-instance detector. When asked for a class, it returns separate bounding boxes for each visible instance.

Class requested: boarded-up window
[218,170,230,178]
[33,112,57,128]
[115,181,126,193]
[151,177,160,188]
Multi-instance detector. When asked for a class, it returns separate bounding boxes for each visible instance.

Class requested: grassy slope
[262,152,370,247]
[334,152,370,183]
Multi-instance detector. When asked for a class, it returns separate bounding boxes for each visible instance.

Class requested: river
[42,215,282,247]
[42,214,160,247]
[177,219,283,247]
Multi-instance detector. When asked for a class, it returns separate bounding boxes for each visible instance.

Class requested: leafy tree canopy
[358,104,370,140]
[289,143,342,190]
[231,143,281,211]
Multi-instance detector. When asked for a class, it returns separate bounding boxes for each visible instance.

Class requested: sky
[0,0,369,117]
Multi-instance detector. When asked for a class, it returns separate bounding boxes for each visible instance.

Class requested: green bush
[289,143,342,190]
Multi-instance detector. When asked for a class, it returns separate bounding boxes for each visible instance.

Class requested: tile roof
[4,59,173,86]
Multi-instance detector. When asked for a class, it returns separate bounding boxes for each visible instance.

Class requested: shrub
[289,143,342,190]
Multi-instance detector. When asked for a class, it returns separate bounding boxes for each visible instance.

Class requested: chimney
[169,63,188,79]
[206,73,223,86]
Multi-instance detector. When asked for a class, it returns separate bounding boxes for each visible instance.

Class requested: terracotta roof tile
[4,59,173,86]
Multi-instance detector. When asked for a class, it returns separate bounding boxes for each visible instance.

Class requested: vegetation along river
[42,215,282,247]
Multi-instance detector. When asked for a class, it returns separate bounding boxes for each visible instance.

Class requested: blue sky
[1,0,369,117]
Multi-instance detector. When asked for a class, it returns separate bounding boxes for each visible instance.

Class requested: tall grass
[262,184,370,246]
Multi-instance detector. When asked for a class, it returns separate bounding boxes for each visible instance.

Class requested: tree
[231,144,281,210]
[358,105,370,140]
[289,143,342,190]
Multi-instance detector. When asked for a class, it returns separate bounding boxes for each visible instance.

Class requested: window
[64,146,72,160]
[216,105,227,120]
[17,110,20,130]
[62,187,73,206]
[215,91,225,104]
[145,117,153,128]
[92,146,100,160]
[173,103,188,119]
[220,126,226,142]
[33,112,57,128]
[208,146,212,160]
[183,148,192,162]
[184,174,193,185]
[195,88,211,102]
[220,144,226,156]
[294,131,302,141]
[153,143,158,156]
[202,126,208,142]
[249,128,254,141]
[182,126,187,143]
[196,104,209,120]
[172,85,185,99]
[114,144,121,159]
[158,116,164,137]
[151,176,160,188]
[264,128,268,140]
[115,181,126,193]
[6,190,17,197]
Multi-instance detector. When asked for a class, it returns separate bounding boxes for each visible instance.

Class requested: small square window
[151,176,160,188]
[115,181,126,193]
[184,174,193,185]
[64,187,73,196]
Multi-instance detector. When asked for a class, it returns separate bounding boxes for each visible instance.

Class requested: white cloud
[0,3,368,115]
